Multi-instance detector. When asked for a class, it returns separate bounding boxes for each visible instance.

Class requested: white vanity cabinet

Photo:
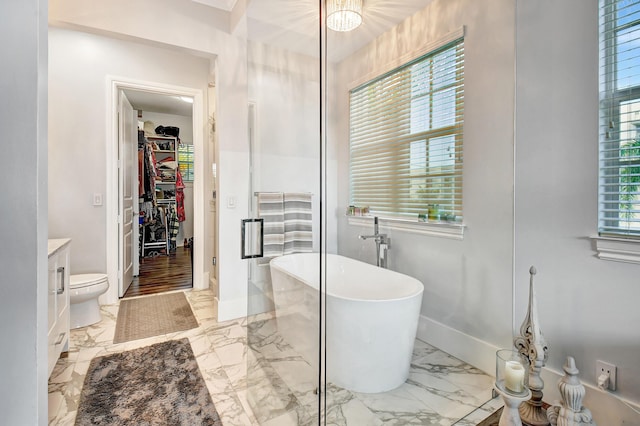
[47,239,70,378]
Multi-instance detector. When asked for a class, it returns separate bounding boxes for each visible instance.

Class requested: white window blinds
[349,39,464,220]
[599,0,640,237]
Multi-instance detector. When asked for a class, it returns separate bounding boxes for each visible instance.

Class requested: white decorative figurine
[514,266,550,425]
[547,356,596,426]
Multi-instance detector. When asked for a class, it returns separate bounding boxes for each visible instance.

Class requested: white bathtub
[270,253,424,393]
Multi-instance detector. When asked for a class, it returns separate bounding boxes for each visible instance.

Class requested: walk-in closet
[124,90,195,298]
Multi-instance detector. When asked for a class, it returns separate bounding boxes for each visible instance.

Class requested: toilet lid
[70,273,108,289]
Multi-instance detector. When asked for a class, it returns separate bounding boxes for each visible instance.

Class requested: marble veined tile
[48,409,76,426]
[236,389,259,426]
[209,391,256,426]
[269,356,317,395]
[49,288,496,426]
[49,357,75,385]
[48,289,258,426]
[48,391,65,423]
[404,377,482,416]
[412,338,439,359]
[261,410,304,426]
[248,317,294,357]
[353,384,434,415]
[339,398,384,426]
[452,395,503,425]
[206,321,246,347]
[189,332,217,357]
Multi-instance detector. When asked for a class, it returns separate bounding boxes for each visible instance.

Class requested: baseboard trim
[416,315,640,424]
[416,314,499,376]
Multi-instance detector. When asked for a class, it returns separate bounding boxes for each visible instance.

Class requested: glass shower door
[245,1,501,424]
[245,1,324,424]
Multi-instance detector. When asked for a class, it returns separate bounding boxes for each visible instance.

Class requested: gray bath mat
[75,338,221,425]
[113,292,198,344]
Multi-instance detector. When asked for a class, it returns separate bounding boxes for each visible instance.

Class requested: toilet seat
[70,273,108,289]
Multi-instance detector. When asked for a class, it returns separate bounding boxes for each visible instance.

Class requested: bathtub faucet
[358,216,391,268]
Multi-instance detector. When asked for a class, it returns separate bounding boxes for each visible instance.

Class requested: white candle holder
[495,349,531,426]
[496,349,530,397]
[514,266,550,425]
[494,385,532,426]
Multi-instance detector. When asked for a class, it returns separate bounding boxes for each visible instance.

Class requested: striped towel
[257,192,284,257]
[284,193,312,255]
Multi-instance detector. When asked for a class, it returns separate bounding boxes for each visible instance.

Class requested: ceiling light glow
[327,0,363,32]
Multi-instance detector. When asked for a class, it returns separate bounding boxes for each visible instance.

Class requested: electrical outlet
[596,360,617,391]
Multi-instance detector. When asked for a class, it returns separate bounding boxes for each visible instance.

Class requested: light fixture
[327,0,363,32]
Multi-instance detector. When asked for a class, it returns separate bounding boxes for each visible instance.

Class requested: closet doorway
[122,89,195,298]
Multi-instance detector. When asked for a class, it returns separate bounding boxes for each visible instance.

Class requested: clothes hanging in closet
[167,205,180,250]
[145,206,166,243]
[141,142,158,202]
[175,168,186,222]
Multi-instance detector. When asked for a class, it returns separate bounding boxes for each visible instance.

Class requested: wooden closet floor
[123,247,193,298]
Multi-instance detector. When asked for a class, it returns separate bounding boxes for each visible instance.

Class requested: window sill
[591,235,640,264]
[346,215,465,240]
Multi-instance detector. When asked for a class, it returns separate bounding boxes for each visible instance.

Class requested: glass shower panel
[244,1,508,424]
[323,1,504,424]
[245,1,323,424]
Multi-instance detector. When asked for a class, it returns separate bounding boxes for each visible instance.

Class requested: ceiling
[246,0,436,62]
[123,90,194,117]
[122,1,434,115]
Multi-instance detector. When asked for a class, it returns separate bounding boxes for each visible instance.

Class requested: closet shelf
[140,133,179,258]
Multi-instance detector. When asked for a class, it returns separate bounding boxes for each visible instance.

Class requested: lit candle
[504,360,525,393]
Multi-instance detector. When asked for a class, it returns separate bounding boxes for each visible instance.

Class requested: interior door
[119,91,135,297]
[132,108,140,278]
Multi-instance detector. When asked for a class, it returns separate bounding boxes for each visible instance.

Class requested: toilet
[69,274,109,329]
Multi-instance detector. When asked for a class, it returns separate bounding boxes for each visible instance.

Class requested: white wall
[215,13,251,320]
[515,0,640,420]
[142,111,193,144]
[48,28,210,304]
[335,0,516,355]
[141,111,194,244]
[249,42,322,251]
[49,0,251,320]
[333,0,640,420]
[0,0,49,423]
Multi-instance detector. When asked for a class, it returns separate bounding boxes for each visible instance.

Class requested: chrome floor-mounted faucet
[359,216,391,268]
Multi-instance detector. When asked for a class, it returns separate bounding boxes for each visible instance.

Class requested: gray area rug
[75,338,221,426]
[113,292,198,344]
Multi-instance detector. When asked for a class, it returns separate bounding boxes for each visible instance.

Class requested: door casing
[105,76,207,304]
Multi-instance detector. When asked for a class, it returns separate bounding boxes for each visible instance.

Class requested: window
[178,143,194,182]
[599,0,640,237]
[349,39,464,221]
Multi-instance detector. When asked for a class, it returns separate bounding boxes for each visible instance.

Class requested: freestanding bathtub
[270,253,424,393]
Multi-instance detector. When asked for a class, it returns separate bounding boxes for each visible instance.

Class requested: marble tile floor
[48,289,258,426]
[48,288,502,425]
[247,313,502,426]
